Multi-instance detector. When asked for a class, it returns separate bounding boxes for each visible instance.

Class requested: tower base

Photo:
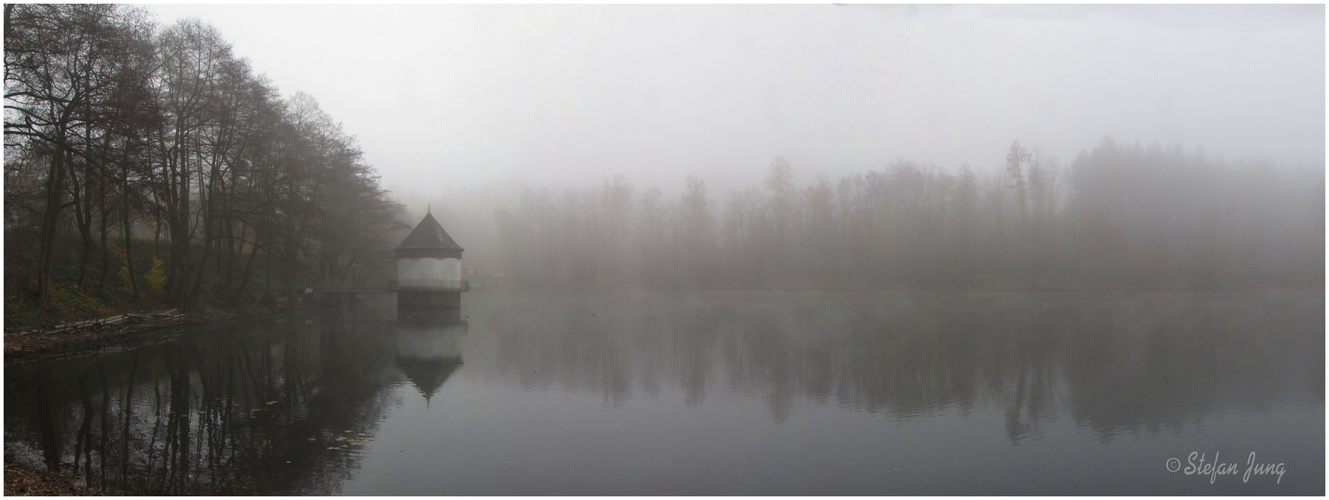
[397,290,461,310]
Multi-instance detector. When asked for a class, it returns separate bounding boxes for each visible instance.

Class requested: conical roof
[397,211,463,251]
[396,356,463,405]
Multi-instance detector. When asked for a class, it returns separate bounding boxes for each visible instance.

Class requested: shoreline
[473,282,1325,294]
[7,285,1321,365]
[3,302,286,366]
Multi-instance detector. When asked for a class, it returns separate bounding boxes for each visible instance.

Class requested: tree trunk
[122,164,139,297]
[36,141,69,310]
[232,232,261,300]
[97,170,110,293]
[263,242,273,297]
[74,167,95,289]
[169,145,193,307]
[185,153,216,307]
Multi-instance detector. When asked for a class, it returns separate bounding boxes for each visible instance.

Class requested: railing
[388,279,470,292]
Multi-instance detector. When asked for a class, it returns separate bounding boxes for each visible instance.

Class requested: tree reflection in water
[478,290,1322,439]
[5,290,1321,494]
[4,307,469,495]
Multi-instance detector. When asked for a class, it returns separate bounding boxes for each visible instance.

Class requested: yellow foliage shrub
[144,257,166,297]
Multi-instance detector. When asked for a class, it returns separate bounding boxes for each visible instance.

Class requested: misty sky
[144,4,1325,198]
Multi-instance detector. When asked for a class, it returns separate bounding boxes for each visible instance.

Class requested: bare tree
[5,4,155,308]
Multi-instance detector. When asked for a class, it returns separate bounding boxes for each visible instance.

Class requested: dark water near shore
[4,289,1323,494]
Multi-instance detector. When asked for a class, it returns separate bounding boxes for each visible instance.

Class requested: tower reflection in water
[393,307,468,407]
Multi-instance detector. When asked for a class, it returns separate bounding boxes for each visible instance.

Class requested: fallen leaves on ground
[4,456,94,496]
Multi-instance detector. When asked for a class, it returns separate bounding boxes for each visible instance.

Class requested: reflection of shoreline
[477,290,1323,436]
[3,315,407,495]
[469,284,1326,296]
[3,291,1321,494]
[2,301,483,495]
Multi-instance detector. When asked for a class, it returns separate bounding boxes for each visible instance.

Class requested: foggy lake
[4,4,1323,496]
[4,288,1322,495]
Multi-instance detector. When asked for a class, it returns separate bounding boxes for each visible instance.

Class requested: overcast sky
[143,4,1325,198]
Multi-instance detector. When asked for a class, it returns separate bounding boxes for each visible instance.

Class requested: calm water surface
[4,289,1323,494]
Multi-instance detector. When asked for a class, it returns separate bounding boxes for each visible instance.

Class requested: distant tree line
[494,140,1324,290]
[5,5,402,313]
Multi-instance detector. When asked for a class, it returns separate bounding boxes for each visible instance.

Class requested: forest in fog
[4,5,1324,325]
[486,143,1323,289]
[5,5,402,320]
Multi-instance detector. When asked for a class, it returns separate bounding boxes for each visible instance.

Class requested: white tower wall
[397,257,461,282]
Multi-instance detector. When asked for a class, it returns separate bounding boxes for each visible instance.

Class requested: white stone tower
[394,207,466,310]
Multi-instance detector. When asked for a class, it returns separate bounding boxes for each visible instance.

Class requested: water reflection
[395,312,467,405]
[4,290,1322,494]
[475,290,1323,438]
[4,309,469,495]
